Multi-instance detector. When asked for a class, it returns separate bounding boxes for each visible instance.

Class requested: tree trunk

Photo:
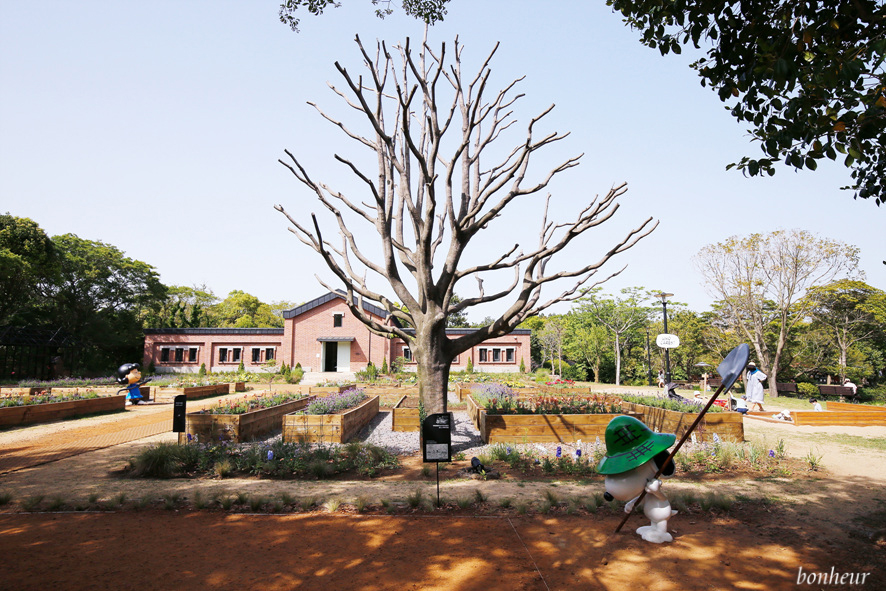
[414,324,452,415]
[614,333,622,386]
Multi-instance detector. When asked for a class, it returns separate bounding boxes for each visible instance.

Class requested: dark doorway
[324,341,338,372]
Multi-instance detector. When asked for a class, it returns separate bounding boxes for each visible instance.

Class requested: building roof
[282,290,390,320]
[401,328,532,336]
[144,328,284,335]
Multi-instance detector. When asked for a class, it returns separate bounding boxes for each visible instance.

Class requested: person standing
[744,362,767,412]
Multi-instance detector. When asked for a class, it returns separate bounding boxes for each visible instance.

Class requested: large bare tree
[694,230,860,397]
[275,35,656,413]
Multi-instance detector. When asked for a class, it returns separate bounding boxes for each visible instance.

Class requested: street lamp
[655,292,674,387]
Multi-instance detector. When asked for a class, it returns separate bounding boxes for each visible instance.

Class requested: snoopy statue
[598,415,678,543]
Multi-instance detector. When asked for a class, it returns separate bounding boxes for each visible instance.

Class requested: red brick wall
[285,298,391,372]
[144,333,284,373]
[394,332,531,373]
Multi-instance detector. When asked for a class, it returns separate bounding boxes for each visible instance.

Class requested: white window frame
[402,346,412,361]
[478,348,487,363]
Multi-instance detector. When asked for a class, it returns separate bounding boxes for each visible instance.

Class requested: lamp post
[655,292,674,386]
[645,328,653,386]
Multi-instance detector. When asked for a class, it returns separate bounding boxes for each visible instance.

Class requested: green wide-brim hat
[596,415,676,475]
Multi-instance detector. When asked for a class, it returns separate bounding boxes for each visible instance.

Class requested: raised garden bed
[154,384,236,403]
[467,395,632,444]
[391,395,420,432]
[0,387,44,397]
[621,401,744,442]
[310,384,357,396]
[186,396,315,443]
[0,394,126,427]
[827,401,886,412]
[747,408,886,427]
[282,396,379,444]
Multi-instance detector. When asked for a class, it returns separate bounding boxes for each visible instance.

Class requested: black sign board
[422,412,452,463]
[172,394,187,433]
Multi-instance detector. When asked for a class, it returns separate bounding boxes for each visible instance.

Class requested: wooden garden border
[0,394,127,427]
[282,396,380,444]
[391,395,419,432]
[621,401,744,442]
[186,395,315,443]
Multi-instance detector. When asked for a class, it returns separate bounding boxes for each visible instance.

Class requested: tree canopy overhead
[608,0,886,205]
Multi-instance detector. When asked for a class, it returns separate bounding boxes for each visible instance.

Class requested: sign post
[172,394,187,444]
[421,413,453,506]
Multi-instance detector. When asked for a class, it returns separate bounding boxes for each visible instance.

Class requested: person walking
[744,362,767,412]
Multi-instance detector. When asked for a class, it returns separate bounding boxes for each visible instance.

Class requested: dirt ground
[0,402,884,590]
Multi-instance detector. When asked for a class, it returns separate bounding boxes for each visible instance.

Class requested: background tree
[609,0,886,204]
[48,234,167,373]
[445,294,471,328]
[694,229,860,396]
[579,287,651,386]
[211,290,284,328]
[146,285,218,328]
[564,308,611,383]
[0,214,57,326]
[275,36,655,413]
[803,279,886,381]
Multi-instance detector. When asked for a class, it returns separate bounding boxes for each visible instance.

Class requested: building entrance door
[323,341,338,372]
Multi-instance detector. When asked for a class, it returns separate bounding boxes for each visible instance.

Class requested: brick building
[143,291,531,375]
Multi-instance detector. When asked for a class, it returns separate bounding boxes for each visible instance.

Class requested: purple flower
[769,450,775,458]
[506,446,512,455]
[556,446,562,458]
[575,449,582,458]
[267,450,274,461]
[187,433,193,442]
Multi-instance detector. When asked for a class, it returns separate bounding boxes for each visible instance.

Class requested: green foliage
[621,393,723,413]
[198,363,207,377]
[797,382,819,398]
[129,440,399,479]
[0,214,57,326]
[609,0,886,204]
[519,357,525,373]
[279,0,450,32]
[380,356,388,375]
[237,360,245,373]
[465,356,473,374]
[197,392,309,416]
[211,290,283,328]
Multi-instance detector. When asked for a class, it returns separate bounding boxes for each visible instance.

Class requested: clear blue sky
[1,1,882,319]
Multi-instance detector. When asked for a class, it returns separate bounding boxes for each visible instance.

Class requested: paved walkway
[0,403,173,475]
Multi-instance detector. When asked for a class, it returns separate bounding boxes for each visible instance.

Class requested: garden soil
[0,400,884,590]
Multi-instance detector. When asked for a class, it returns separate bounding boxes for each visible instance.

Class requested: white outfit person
[746,368,767,406]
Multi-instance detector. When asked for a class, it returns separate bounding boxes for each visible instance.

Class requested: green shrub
[237,360,245,373]
[797,383,819,398]
[859,386,886,404]
[465,356,474,373]
[380,357,388,374]
[198,363,206,377]
[288,365,304,384]
[519,358,525,373]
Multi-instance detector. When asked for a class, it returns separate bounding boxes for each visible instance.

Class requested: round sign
[656,333,680,349]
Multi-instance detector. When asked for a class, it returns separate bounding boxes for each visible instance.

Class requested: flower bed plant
[127,439,399,479]
[283,394,379,444]
[196,392,309,415]
[15,377,115,389]
[620,393,724,413]
[296,388,367,415]
[0,390,100,408]
[186,393,315,443]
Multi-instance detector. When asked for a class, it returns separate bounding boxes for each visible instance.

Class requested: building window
[160,348,170,362]
[506,348,515,363]
[333,313,343,327]
[403,347,412,361]
[252,348,261,363]
[478,348,487,363]
[231,348,241,363]
[174,348,184,362]
[492,348,501,362]
[265,348,275,361]
[188,348,198,362]
[219,348,228,362]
